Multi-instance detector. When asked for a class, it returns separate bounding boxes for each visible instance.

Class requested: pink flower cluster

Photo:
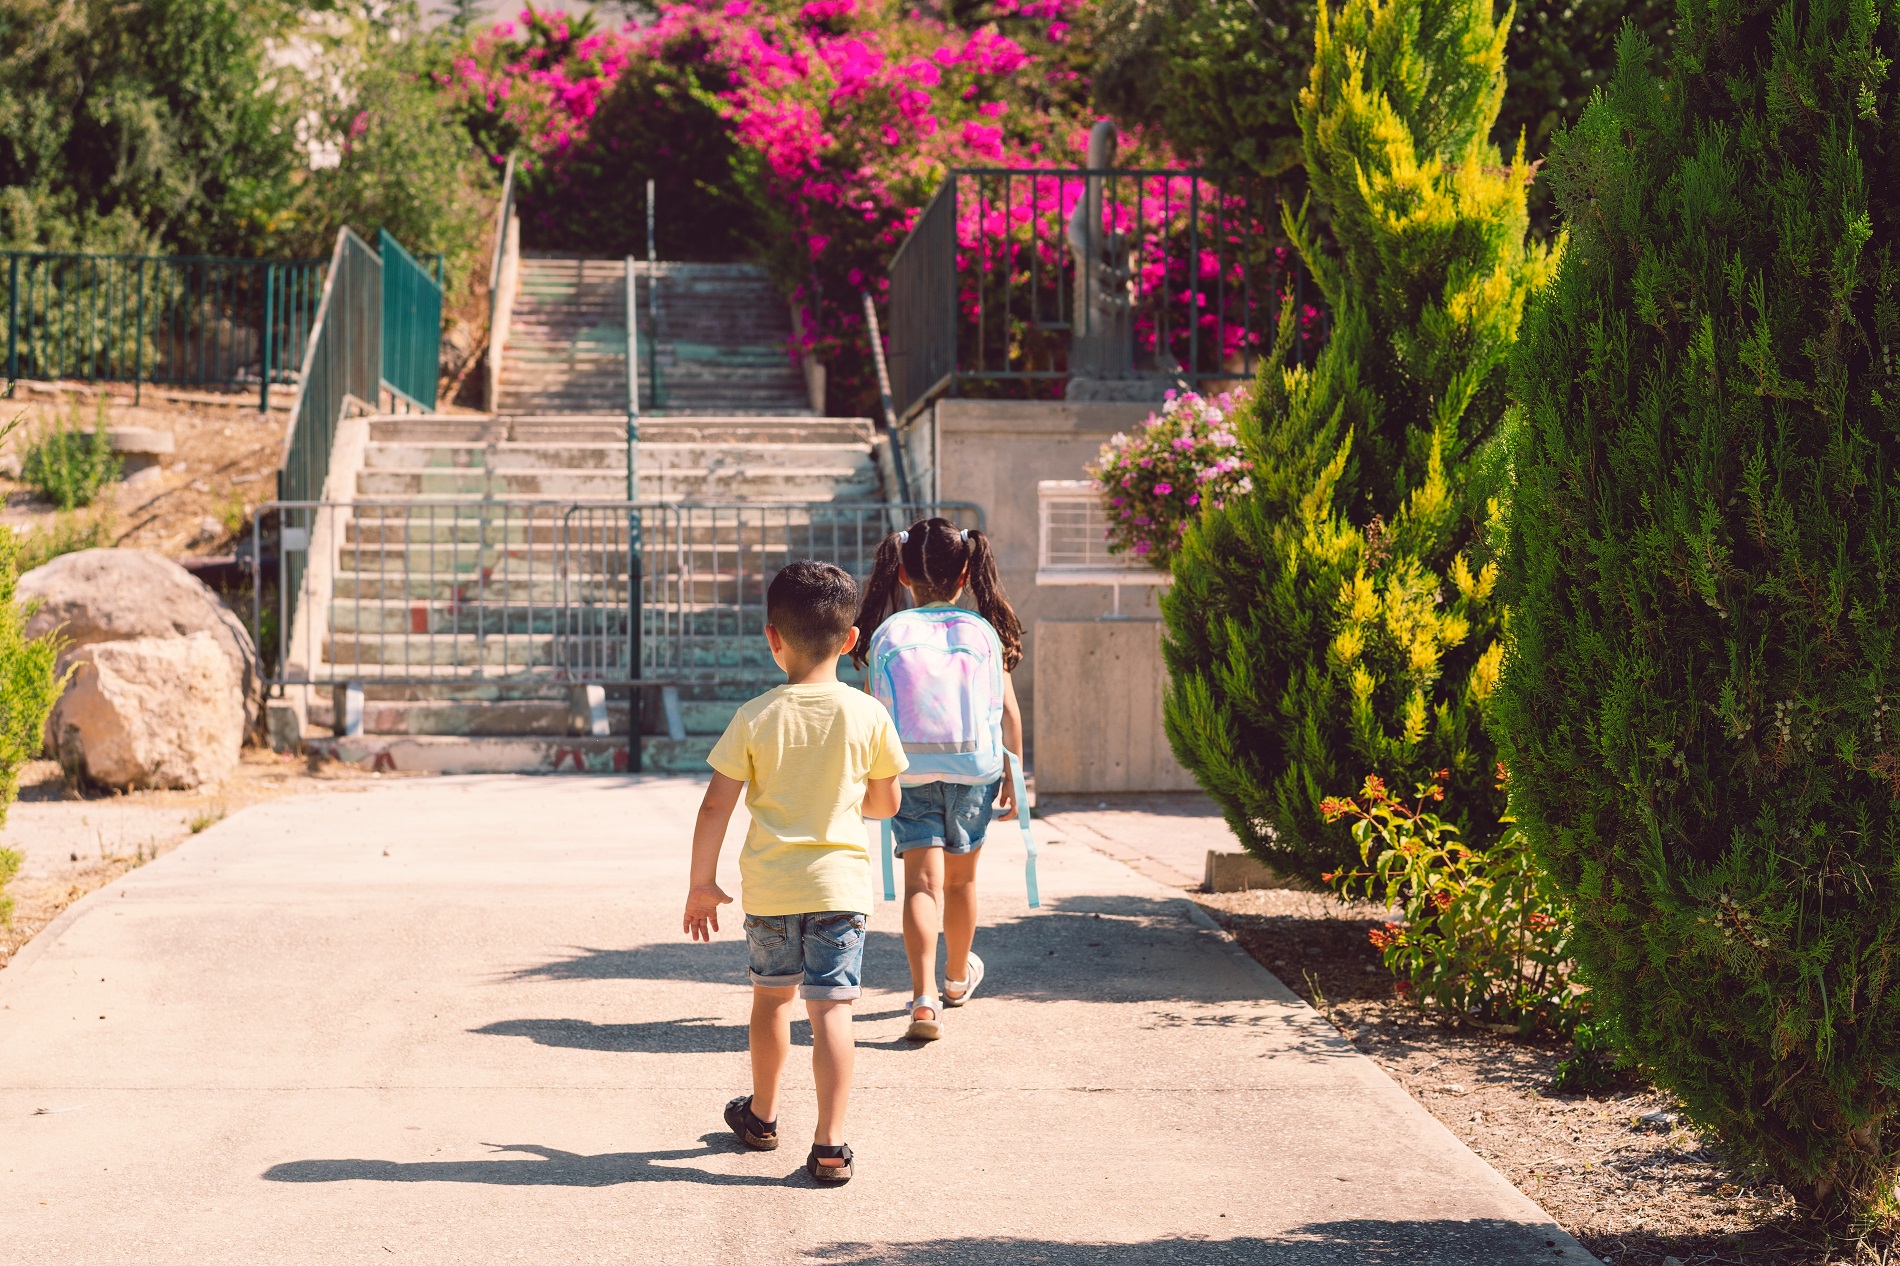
[1091,388,1255,567]
[447,0,1106,405]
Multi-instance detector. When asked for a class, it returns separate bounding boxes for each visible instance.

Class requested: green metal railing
[2,251,328,408]
[378,229,443,409]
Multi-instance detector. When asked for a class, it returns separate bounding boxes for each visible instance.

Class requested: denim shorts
[743,911,867,1000]
[891,779,1001,856]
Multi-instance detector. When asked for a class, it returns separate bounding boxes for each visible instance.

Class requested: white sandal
[943,951,985,1008]
[905,996,943,1041]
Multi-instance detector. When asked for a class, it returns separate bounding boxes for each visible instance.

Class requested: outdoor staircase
[496,258,813,416]
[299,413,896,774]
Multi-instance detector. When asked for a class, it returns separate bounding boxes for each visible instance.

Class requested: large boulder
[19,549,260,729]
[49,633,242,789]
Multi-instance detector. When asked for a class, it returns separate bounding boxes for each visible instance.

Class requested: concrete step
[362,441,874,473]
[352,465,878,501]
[364,417,860,443]
[305,734,715,774]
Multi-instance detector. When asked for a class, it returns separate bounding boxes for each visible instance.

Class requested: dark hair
[850,518,1023,671]
[767,560,860,657]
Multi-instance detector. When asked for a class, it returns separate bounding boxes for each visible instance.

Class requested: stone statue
[1065,122,1172,402]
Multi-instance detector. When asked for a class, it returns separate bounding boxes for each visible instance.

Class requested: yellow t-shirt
[707,681,908,916]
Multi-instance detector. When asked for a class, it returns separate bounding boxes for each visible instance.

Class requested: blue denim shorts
[743,911,867,1000]
[891,780,1001,856]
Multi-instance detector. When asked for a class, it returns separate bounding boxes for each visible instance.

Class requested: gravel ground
[2,382,290,559]
[1194,887,1893,1266]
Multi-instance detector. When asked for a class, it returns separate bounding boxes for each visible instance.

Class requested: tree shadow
[262,1136,807,1189]
[810,1221,1579,1264]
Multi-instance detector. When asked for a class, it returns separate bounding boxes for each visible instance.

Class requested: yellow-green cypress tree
[1162,0,1550,877]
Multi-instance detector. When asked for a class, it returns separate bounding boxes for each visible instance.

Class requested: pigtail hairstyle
[852,518,1023,671]
[962,527,1023,670]
[851,530,907,668]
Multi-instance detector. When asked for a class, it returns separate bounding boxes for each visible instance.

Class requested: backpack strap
[1005,748,1039,909]
[881,816,897,902]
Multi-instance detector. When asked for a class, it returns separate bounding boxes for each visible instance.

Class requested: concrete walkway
[0,776,1591,1264]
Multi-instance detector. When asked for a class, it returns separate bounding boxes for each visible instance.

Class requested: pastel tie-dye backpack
[867,605,1005,786]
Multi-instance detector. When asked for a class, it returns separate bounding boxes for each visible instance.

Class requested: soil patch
[1195,888,1881,1266]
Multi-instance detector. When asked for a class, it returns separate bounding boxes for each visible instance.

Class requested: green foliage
[1161,0,1548,880]
[1494,6,1900,1223]
[0,0,303,254]
[1322,772,1582,1032]
[0,844,19,927]
[1497,0,1676,229]
[1089,0,1314,181]
[518,18,765,262]
[14,512,111,573]
[294,7,495,295]
[20,400,119,510]
[0,525,67,837]
[1550,1013,1634,1093]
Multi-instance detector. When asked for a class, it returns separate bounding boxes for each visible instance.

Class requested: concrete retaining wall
[1032,619,1198,794]
[927,399,1162,756]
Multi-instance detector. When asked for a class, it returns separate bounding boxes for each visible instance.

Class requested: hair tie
[897,530,910,544]
[960,529,970,542]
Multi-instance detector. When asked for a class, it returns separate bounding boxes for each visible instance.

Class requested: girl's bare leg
[942,849,981,992]
[902,847,945,1011]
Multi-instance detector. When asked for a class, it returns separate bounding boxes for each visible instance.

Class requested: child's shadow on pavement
[472,1010,914,1055]
[263,1136,801,1188]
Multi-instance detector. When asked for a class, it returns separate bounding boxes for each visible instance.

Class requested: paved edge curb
[1178,899,1602,1265]
[0,794,286,986]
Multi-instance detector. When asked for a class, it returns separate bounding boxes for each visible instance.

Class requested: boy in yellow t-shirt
[683,560,906,1186]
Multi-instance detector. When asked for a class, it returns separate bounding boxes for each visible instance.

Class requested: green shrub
[0,845,18,927]
[15,511,111,574]
[1160,0,1549,880]
[1322,771,1582,1033]
[1495,8,1900,1223]
[0,524,67,836]
[20,400,119,510]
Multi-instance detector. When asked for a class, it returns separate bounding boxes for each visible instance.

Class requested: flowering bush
[444,0,1129,411]
[1090,388,1252,567]
[1320,769,1583,1034]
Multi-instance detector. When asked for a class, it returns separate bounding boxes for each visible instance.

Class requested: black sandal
[807,1142,853,1184]
[723,1095,778,1151]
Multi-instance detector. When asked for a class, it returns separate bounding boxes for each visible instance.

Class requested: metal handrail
[486,155,519,413]
[885,165,1307,414]
[3,249,327,408]
[623,256,641,501]
[861,290,913,505]
[488,155,517,298]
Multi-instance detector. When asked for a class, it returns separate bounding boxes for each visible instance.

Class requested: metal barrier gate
[254,500,984,691]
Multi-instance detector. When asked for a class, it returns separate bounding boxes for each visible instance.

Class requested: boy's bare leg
[749,985,797,1122]
[942,849,981,991]
[807,999,855,1165]
[902,848,946,1010]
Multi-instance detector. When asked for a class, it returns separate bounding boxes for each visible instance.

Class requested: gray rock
[19,549,260,729]
[49,633,242,789]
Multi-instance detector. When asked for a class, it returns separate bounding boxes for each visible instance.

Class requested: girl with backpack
[852,517,1024,1042]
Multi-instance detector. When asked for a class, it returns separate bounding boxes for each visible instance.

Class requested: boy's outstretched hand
[684,883,734,941]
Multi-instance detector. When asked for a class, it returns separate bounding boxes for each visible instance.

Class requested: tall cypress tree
[1497,6,1900,1222]
[1162,0,1549,877]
